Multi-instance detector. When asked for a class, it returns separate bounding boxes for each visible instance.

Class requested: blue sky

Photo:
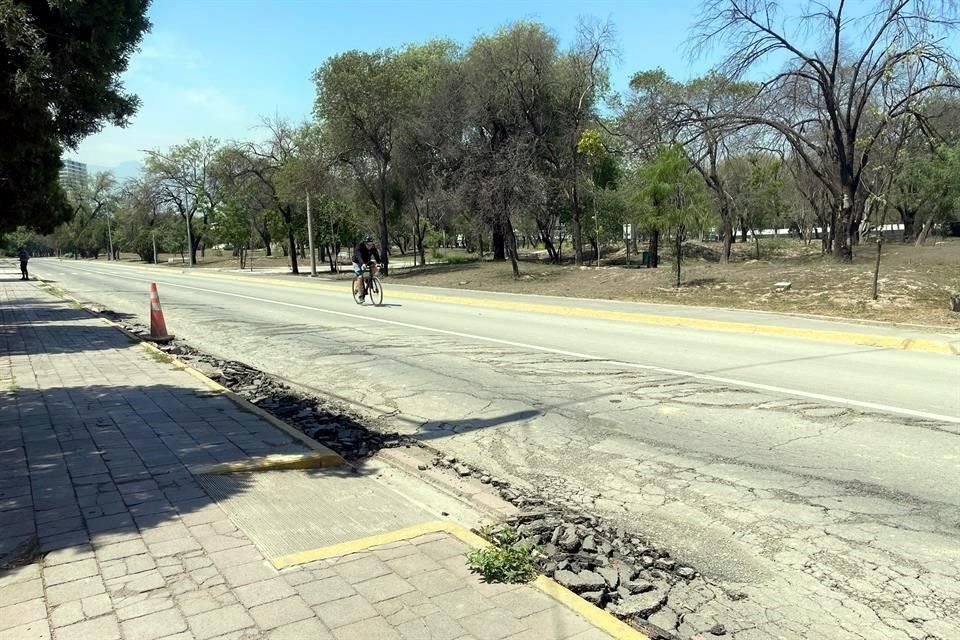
[75,0,715,171]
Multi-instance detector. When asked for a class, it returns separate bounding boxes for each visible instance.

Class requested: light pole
[306,191,317,277]
[185,218,193,268]
[594,197,600,269]
[106,212,114,261]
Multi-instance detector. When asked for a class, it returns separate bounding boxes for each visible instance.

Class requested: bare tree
[144,138,224,265]
[691,0,960,260]
[234,117,305,274]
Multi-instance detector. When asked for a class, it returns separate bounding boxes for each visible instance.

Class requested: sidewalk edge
[33,280,345,469]
[154,345,344,465]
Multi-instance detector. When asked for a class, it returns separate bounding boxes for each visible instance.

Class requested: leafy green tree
[394,40,463,267]
[57,172,118,258]
[902,143,960,245]
[314,48,426,273]
[742,157,784,259]
[144,138,225,265]
[1,0,150,233]
[619,70,756,262]
[222,119,306,272]
[114,176,165,262]
[636,145,709,286]
[578,128,624,262]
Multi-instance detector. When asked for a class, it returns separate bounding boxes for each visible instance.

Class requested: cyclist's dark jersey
[353,242,380,266]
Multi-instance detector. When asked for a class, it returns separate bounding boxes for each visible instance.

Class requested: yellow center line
[65,261,959,355]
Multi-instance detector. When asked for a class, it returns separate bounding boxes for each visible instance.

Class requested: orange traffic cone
[149,283,174,343]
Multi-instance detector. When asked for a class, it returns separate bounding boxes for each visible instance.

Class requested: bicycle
[352,262,383,306]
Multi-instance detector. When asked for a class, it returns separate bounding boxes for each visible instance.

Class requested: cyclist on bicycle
[352,235,380,301]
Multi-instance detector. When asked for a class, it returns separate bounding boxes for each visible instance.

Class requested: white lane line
[45,263,960,425]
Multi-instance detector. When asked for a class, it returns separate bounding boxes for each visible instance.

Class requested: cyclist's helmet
[362,235,373,243]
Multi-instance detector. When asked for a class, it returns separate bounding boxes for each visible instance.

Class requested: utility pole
[329,209,338,273]
[185,218,193,268]
[183,187,194,268]
[106,212,114,261]
[306,191,317,277]
[595,202,601,269]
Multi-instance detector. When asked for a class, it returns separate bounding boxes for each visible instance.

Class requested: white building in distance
[59,159,87,189]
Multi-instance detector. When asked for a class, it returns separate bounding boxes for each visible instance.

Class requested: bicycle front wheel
[352,278,364,305]
[369,276,384,306]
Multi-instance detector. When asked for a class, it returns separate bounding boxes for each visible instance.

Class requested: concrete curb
[32,279,346,470]
[187,452,343,476]
[271,519,651,640]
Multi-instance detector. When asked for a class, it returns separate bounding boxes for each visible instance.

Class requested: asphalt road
[26,258,960,640]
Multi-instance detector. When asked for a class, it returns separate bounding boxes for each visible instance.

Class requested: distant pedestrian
[18,246,29,280]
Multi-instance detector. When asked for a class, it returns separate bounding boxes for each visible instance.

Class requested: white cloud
[128,31,202,75]
[175,87,247,123]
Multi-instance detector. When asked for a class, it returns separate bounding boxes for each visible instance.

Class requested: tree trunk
[536,219,558,263]
[492,224,505,261]
[915,216,935,246]
[287,225,299,275]
[675,229,682,287]
[418,225,427,267]
[872,234,883,301]
[739,218,748,243]
[327,244,337,272]
[648,229,660,269]
[833,187,854,261]
[572,168,583,266]
[721,216,734,264]
[379,176,390,276]
[504,218,520,278]
[189,231,200,266]
[899,208,916,242]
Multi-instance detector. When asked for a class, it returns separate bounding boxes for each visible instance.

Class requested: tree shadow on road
[414,409,542,440]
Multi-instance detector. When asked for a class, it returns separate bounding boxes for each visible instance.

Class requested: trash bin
[641,251,649,267]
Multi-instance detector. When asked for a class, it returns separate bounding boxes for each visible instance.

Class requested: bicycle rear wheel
[369,276,384,306]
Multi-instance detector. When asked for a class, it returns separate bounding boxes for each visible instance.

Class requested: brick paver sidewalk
[0,279,619,640]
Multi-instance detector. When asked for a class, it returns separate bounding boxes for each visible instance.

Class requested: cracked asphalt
[31,259,960,640]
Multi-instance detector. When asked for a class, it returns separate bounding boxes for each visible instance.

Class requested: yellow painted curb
[271,519,649,640]
[533,576,649,640]
[189,452,344,476]
[271,520,455,569]
[81,262,960,356]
